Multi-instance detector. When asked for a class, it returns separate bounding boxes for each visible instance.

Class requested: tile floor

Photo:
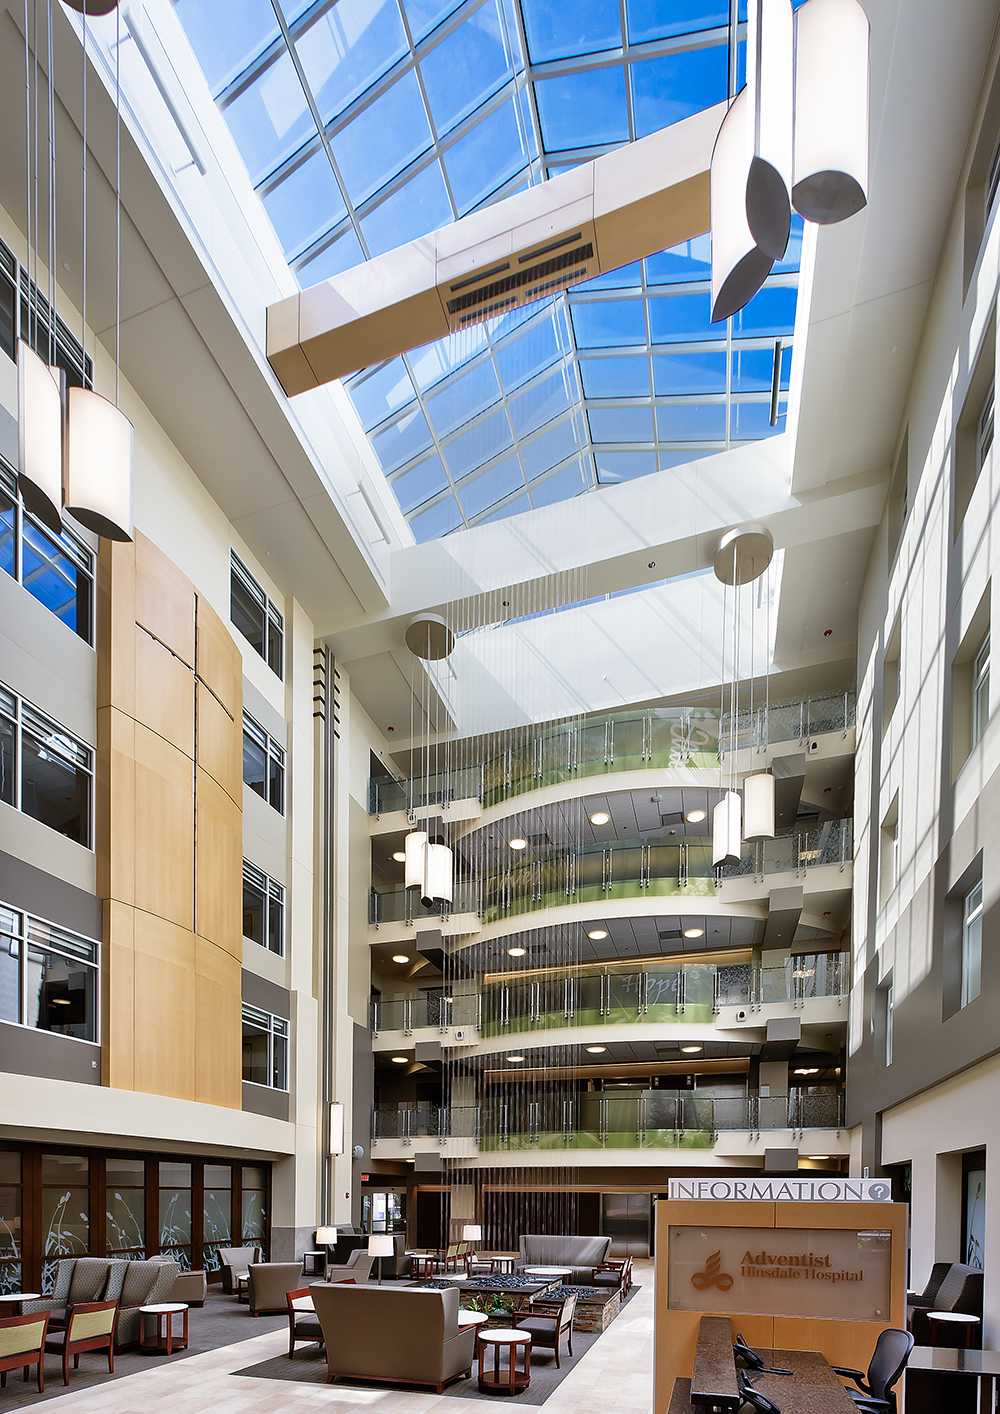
[6,1262,654,1414]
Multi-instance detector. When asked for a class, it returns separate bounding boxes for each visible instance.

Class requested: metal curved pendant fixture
[710,89,774,324]
[62,0,121,13]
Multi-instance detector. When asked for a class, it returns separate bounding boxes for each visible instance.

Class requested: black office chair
[833,1328,914,1413]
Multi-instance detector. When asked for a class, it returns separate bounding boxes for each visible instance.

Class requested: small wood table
[905,1345,1000,1414]
[139,1303,189,1354]
[926,1311,980,1349]
[0,1294,42,1314]
[459,1309,490,1327]
[477,1329,531,1394]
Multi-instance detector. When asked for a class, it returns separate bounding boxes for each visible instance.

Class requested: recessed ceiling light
[507,1055,524,1062]
[508,947,527,957]
[50,997,71,1005]
[681,1045,702,1054]
[392,851,406,862]
[806,1155,830,1161]
[794,1068,819,1075]
[685,809,707,823]
[443,996,453,1003]
[392,954,410,963]
[586,1045,606,1054]
[391,1056,408,1064]
[587,929,608,940]
[683,927,704,938]
[509,838,527,850]
[590,812,610,825]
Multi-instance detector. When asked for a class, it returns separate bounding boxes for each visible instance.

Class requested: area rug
[232,1285,640,1404]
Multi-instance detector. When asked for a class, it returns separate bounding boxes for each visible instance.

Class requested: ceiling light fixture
[508,947,526,957]
[685,809,707,823]
[509,838,527,850]
[392,955,410,964]
[391,1056,408,1064]
[806,1156,830,1161]
[681,1045,702,1054]
[590,812,610,825]
[794,1067,819,1075]
[587,929,608,940]
[507,1055,524,1062]
[586,1045,606,1054]
[683,927,704,938]
[392,851,406,862]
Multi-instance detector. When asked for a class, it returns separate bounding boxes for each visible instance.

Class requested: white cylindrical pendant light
[792,0,870,223]
[422,841,454,908]
[711,89,774,323]
[17,341,63,534]
[743,772,776,840]
[712,791,743,867]
[404,830,427,889]
[64,387,134,542]
[746,0,794,259]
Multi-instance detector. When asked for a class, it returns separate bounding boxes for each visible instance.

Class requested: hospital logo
[691,1250,733,1291]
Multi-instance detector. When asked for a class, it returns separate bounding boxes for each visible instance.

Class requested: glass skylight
[173,0,803,542]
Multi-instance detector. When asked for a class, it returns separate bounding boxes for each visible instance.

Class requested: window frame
[973,633,991,746]
[0,464,95,644]
[0,682,93,847]
[962,879,984,1009]
[242,860,285,956]
[979,381,996,471]
[241,1003,289,1091]
[242,711,285,815]
[230,552,283,680]
[0,902,100,1043]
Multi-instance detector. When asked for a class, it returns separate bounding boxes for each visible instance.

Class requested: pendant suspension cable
[32,0,39,347]
[115,0,121,407]
[23,0,31,349]
[47,0,55,367]
[81,5,87,376]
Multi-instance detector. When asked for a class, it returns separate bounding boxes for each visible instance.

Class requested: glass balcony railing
[369,692,855,816]
[369,951,849,1033]
[370,1090,846,1149]
[368,820,853,926]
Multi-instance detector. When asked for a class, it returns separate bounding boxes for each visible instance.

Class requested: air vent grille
[446,242,594,318]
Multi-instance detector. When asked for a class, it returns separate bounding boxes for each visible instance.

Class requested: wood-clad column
[97,530,243,1107]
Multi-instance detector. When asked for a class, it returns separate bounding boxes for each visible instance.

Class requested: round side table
[926,1312,980,1350]
[459,1310,490,1328]
[0,1294,41,1315]
[139,1303,189,1355]
[477,1329,531,1394]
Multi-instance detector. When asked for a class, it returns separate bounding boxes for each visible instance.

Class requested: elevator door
[601,1193,651,1257]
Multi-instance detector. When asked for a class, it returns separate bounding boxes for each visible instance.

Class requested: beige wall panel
[193,937,242,1109]
[197,683,241,803]
[132,909,196,1100]
[135,628,194,758]
[102,900,135,1092]
[196,596,242,719]
[97,706,135,906]
[133,722,194,928]
[595,173,710,274]
[134,530,195,668]
[97,539,136,716]
[195,771,242,956]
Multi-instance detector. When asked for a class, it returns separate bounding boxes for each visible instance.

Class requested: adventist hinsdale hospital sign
[667,1178,892,1202]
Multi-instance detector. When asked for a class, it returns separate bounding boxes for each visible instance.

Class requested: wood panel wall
[97,530,243,1107]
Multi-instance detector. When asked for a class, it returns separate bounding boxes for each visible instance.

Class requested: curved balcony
[369,692,856,817]
[369,951,849,1038]
[368,820,853,928]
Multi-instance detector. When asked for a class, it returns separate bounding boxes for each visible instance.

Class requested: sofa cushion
[67,1258,112,1304]
[120,1261,159,1309]
[934,1263,974,1310]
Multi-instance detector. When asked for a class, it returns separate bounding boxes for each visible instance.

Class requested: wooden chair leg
[108,1342,114,1373]
[1,1368,6,1387]
[74,1353,80,1369]
[63,1349,70,1385]
[37,1355,44,1394]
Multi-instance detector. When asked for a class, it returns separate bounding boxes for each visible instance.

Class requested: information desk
[904,1346,1000,1414]
[670,1349,856,1414]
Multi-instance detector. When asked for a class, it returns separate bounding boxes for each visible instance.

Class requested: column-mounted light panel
[330,1102,345,1157]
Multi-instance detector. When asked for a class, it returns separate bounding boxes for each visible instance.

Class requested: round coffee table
[477,1329,531,1394]
[926,1312,981,1349]
[459,1309,490,1327]
[523,1267,572,1281]
[139,1303,189,1354]
[0,1294,41,1314]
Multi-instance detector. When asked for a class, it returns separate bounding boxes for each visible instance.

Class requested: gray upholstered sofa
[24,1257,127,1327]
[311,1282,476,1392]
[517,1234,612,1284]
[119,1257,180,1347]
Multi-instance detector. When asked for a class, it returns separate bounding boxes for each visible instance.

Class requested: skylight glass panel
[655,403,726,440]
[580,356,650,398]
[296,0,408,125]
[390,454,450,512]
[595,450,657,483]
[409,326,489,390]
[174,0,280,95]
[520,418,581,478]
[262,148,347,259]
[331,72,432,207]
[520,0,622,62]
[426,360,502,437]
[732,285,798,337]
[534,67,629,151]
[531,460,589,505]
[360,160,452,255]
[442,407,514,478]
[348,357,417,429]
[508,366,575,437]
[731,401,786,439]
[624,0,728,43]
[371,407,434,471]
[731,346,792,393]
[570,300,646,348]
[480,492,531,523]
[458,454,525,518]
[402,0,465,42]
[645,235,711,285]
[419,0,512,136]
[493,312,564,390]
[410,492,464,541]
[652,351,727,394]
[648,292,716,344]
[443,98,529,213]
[631,44,728,137]
[578,262,642,292]
[774,214,805,273]
[222,51,313,185]
[588,406,654,442]
[298,226,365,284]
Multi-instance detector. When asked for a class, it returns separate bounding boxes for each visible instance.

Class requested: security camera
[809,739,820,753]
[736,1009,748,1022]
[455,1029,466,1040]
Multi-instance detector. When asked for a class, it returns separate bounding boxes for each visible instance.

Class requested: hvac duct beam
[772,751,806,830]
[266,104,725,396]
[763,885,804,949]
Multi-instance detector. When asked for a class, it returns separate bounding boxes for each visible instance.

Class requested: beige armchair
[325,1249,375,1284]
[248,1262,304,1316]
[311,1282,476,1393]
[219,1246,261,1294]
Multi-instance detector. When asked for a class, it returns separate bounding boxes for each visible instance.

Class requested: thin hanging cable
[23,0,31,351]
[81,6,87,378]
[32,0,39,348]
[115,0,121,407]
[47,0,55,366]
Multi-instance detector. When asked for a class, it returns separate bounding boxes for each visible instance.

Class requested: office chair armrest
[851,1400,891,1414]
[831,1367,871,1391]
